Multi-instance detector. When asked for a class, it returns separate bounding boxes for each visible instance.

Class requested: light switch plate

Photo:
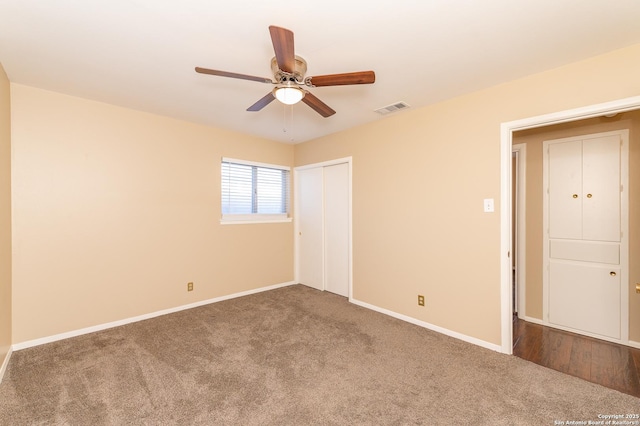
[483,198,494,213]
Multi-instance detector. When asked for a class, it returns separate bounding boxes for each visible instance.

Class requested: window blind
[221,158,290,220]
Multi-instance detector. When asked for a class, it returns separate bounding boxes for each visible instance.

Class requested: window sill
[220,216,292,225]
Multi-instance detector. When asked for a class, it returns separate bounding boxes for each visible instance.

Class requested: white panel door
[548,140,583,240]
[582,135,621,242]
[544,130,627,343]
[549,260,621,339]
[297,167,324,291]
[324,163,349,297]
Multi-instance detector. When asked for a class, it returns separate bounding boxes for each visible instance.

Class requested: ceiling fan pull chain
[282,103,287,133]
[289,105,295,142]
[281,104,296,142]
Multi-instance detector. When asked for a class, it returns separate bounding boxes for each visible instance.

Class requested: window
[221,158,291,223]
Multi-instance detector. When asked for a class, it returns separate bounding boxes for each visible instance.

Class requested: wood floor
[513,316,640,398]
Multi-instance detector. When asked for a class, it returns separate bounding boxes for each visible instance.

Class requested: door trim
[512,143,527,319]
[500,95,640,354]
[294,157,353,300]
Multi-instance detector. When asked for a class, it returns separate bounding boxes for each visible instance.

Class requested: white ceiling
[1,1,640,144]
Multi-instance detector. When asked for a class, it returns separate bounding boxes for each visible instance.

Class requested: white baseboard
[521,315,545,326]
[11,282,636,355]
[12,281,296,351]
[0,346,12,384]
[349,297,503,353]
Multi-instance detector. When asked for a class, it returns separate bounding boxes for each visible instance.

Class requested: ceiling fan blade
[247,92,276,112]
[308,71,376,87]
[269,26,295,73]
[301,91,336,117]
[195,67,273,84]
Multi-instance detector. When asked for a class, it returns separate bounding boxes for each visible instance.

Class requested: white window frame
[220,157,292,225]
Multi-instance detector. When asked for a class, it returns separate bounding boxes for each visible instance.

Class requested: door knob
[610,271,617,276]
[572,194,578,198]
[587,193,593,198]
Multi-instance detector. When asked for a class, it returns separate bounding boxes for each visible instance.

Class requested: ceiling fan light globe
[274,87,304,105]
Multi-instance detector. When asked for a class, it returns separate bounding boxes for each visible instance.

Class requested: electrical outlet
[418,295,425,306]
[187,282,194,292]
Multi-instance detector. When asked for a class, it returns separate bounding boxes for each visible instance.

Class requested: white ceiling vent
[374,101,411,115]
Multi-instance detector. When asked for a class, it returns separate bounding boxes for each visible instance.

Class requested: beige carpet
[0,284,637,425]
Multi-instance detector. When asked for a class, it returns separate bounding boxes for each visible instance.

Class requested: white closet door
[548,140,582,239]
[549,260,621,339]
[297,167,324,291]
[544,130,627,343]
[582,135,621,242]
[324,163,349,297]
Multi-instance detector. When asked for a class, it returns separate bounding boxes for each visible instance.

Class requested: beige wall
[0,64,11,369]
[6,43,640,349]
[295,43,640,346]
[514,111,640,342]
[10,84,294,343]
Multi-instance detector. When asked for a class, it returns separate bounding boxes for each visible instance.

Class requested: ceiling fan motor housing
[271,55,307,84]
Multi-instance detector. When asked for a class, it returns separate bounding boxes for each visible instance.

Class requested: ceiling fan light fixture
[274,86,304,105]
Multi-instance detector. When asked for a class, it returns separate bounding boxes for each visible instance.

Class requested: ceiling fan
[195,25,375,118]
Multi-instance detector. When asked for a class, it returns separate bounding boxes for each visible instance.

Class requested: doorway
[294,158,352,298]
[512,123,632,344]
[500,95,640,354]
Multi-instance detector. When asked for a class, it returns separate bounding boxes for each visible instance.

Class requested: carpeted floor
[0,284,637,425]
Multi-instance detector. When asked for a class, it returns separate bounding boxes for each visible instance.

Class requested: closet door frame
[294,157,353,300]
